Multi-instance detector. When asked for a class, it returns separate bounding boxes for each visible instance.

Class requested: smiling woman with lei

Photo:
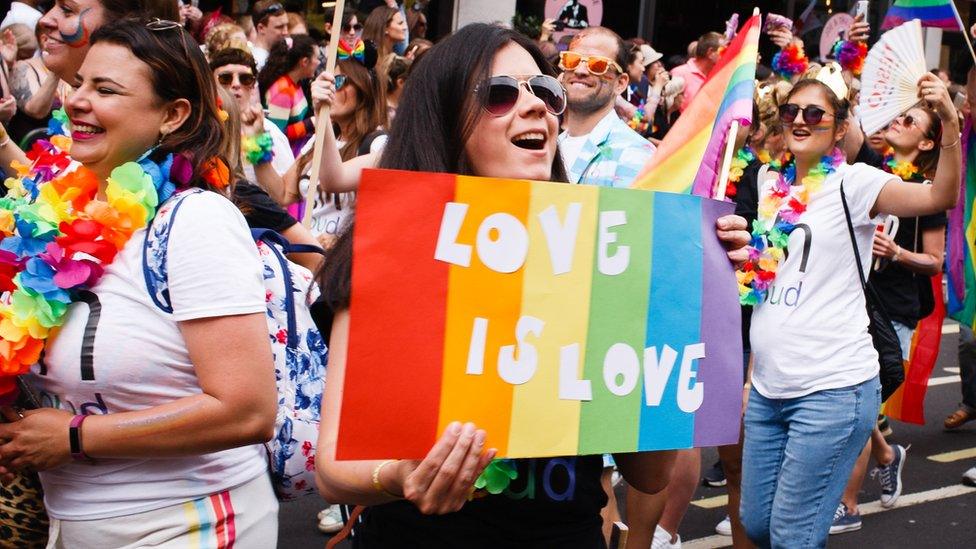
[735,64,961,548]
[0,20,281,547]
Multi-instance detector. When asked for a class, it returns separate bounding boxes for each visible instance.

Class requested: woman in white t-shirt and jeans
[0,21,278,547]
[739,69,961,548]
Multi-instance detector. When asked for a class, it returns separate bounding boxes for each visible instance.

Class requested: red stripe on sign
[338,169,455,459]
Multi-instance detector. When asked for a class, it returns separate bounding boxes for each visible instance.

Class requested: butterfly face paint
[62,7,92,48]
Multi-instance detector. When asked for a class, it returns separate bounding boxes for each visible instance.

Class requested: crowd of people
[0,1,975,548]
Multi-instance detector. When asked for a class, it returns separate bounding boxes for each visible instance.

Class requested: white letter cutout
[677,343,705,413]
[538,203,582,275]
[476,213,529,273]
[465,317,489,375]
[598,210,630,276]
[433,202,472,266]
[603,343,640,397]
[643,345,678,406]
[498,316,544,385]
[558,343,592,401]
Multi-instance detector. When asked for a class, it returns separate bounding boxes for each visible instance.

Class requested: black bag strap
[839,180,869,290]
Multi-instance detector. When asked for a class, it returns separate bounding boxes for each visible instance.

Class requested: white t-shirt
[243,118,294,183]
[750,162,894,399]
[297,135,387,237]
[559,133,589,182]
[1,2,42,31]
[252,46,269,71]
[27,191,267,521]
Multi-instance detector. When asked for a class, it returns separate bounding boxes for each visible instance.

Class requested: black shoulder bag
[840,182,905,402]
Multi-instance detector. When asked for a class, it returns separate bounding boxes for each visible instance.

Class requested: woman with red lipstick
[0,20,279,547]
[310,24,752,547]
[739,66,961,548]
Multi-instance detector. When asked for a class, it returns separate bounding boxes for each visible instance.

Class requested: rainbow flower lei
[831,39,867,77]
[771,42,809,80]
[882,148,922,181]
[726,146,756,199]
[737,148,845,305]
[0,128,177,397]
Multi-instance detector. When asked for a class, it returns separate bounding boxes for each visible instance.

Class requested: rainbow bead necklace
[737,148,845,306]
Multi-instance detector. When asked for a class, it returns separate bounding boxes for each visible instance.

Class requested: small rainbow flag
[882,0,959,30]
[631,14,759,197]
[337,170,743,459]
[882,274,946,424]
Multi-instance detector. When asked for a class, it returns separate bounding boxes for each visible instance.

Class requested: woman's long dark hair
[320,24,569,312]
[378,23,567,179]
[258,34,317,97]
[90,20,226,191]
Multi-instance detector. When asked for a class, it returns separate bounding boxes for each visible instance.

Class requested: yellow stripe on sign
[507,182,598,457]
[927,447,976,463]
[690,494,729,509]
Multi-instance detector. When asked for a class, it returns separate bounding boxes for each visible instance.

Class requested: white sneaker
[715,515,732,536]
[651,524,681,549]
[962,466,976,487]
[317,504,343,534]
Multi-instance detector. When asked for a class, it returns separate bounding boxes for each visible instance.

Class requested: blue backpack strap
[142,189,204,313]
[251,228,301,349]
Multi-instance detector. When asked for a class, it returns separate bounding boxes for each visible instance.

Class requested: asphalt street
[278,323,976,548]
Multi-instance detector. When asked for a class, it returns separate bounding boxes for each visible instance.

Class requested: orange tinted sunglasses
[558,51,623,76]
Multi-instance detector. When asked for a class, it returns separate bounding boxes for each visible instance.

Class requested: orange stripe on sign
[437,176,530,455]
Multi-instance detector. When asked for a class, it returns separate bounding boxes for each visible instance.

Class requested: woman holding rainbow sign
[312,22,752,548]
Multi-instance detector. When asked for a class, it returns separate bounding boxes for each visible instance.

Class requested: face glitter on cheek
[62,8,93,48]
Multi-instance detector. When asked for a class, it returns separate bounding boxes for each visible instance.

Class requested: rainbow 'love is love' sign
[337,170,743,459]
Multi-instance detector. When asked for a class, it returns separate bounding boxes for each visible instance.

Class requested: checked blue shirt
[559,109,656,188]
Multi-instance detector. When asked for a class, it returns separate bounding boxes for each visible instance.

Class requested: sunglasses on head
[778,103,834,125]
[257,3,284,21]
[477,75,566,117]
[558,51,623,76]
[217,71,256,87]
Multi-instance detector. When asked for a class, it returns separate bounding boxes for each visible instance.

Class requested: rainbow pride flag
[631,14,759,197]
[337,170,743,460]
[882,274,946,424]
[948,119,976,327]
[882,0,959,30]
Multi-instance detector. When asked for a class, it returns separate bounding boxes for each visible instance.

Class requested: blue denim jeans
[741,376,880,548]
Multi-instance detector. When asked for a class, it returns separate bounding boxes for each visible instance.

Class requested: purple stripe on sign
[693,198,743,447]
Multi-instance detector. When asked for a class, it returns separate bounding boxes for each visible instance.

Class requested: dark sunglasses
[477,75,566,117]
[893,113,920,130]
[334,74,348,90]
[344,22,364,33]
[778,103,834,125]
[217,71,256,87]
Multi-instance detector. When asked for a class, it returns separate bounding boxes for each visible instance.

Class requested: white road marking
[929,375,960,387]
[690,494,728,509]
[942,323,960,335]
[681,484,976,549]
[944,367,961,374]
[928,447,976,463]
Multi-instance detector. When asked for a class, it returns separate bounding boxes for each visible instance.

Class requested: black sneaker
[703,460,726,487]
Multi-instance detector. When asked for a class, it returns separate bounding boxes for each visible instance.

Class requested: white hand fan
[859,19,927,136]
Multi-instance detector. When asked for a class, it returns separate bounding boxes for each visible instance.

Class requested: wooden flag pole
[950,0,976,68]
[302,0,346,228]
[715,120,740,201]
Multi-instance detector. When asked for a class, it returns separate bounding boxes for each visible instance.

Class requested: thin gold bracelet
[941,137,961,149]
[371,459,401,498]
